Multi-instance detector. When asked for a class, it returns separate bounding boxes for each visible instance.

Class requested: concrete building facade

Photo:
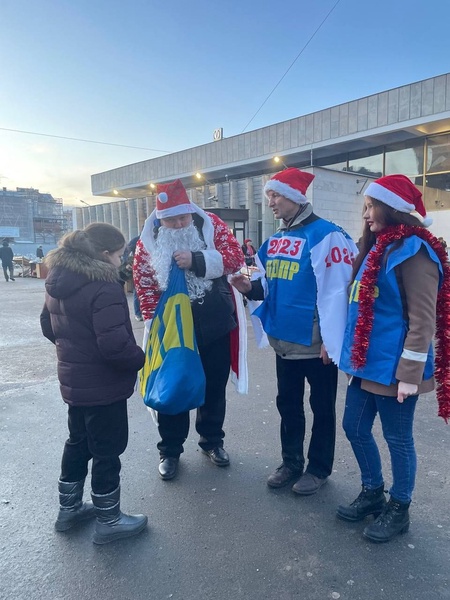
[82,73,450,246]
[0,187,65,255]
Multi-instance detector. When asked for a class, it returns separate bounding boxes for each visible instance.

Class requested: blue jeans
[342,378,418,503]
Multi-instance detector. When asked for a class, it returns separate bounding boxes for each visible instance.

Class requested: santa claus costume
[133,179,245,480]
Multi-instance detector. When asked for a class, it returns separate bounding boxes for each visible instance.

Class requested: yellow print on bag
[266,259,300,281]
[141,293,195,386]
[348,280,379,303]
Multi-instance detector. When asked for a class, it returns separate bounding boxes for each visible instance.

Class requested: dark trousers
[2,261,14,281]
[133,289,142,318]
[276,355,338,478]
[157,333,231,457]
[60,399,128,494]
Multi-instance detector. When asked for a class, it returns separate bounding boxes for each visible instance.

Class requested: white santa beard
[152,222,213,300]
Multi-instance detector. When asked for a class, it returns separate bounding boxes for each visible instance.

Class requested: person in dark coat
[40,223,147,544]
[36,245,44,259]
[0,240,15,281]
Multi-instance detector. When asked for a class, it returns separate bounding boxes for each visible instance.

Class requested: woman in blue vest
[338,174,450,543]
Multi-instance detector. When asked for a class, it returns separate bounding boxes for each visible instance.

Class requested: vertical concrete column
[127,199,139,239]
[202,186,210,208]
[96,204,105,223]
[86,207,92,227]
[82,207,89,228]
[137,198,148,232]
[230,180,239,209]
[262,175,276,239]
[146,196,155,217]
[216,183,224,208]
[103,203,113,225]
[246,178,257,241]
[118,201,129,238]
[111,202,121,229]
[73,208,82,230]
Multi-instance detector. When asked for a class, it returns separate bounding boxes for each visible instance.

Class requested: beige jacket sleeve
[395,246,439,385]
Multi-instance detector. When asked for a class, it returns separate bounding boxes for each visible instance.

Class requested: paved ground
[1,277,450,600]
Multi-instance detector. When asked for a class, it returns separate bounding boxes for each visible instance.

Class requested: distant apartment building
[0,187,65,245]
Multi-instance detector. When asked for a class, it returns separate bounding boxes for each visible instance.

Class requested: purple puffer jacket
[40,247,145,406]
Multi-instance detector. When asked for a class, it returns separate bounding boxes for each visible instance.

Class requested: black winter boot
[55,479,95,532]
[363,497,410,543]
[91,486,148,545]
[336,485,386,522]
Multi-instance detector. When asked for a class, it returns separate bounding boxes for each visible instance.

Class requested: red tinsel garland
[351,224,450,422]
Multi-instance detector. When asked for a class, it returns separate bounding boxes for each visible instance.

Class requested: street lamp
[195,172,215,186]
[273,156,288,169]
[80,200,91,207]
[113,189,131,202]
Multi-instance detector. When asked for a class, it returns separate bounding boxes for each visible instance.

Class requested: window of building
[424,173,450,211]
[426,134,450,173]
[385,140,424,177]
[423,134,450,211]
[347,148,383,177]
[315,153,348,171]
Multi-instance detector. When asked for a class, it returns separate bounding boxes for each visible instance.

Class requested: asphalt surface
[1,277,450,600]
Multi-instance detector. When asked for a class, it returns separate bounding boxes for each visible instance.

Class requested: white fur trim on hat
[140,204,216,256]
[366,181,433,227]
[365,182,415,213]
[264,180,308,204]
[155,203,196,219]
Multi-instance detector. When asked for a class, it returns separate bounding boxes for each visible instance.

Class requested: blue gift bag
[139,262,206,414]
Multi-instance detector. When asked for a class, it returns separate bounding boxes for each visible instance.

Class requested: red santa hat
[155,179,196,219]
[365,174,432,227]
[264,168,315,204]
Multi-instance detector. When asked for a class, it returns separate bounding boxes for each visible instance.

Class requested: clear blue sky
[1,0,449,205]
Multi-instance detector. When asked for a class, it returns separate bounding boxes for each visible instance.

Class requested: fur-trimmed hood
[44,246,119,300]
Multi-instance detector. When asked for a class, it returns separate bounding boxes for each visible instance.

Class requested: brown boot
[292,472,327,496]
[267,463,302,488]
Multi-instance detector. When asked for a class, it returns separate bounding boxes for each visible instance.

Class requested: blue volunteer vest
[254,219,349,346]
[339,236,442,385]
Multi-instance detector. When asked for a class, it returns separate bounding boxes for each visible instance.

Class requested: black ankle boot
[55,479,95,531]
[363,497,410,543]
[336,484,386,522]
[91,485,148,545]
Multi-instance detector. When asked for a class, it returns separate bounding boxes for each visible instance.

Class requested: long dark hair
[59,223,125,261]
[350,197,426,283]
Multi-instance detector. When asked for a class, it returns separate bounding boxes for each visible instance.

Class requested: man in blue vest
[232,168,356,495]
